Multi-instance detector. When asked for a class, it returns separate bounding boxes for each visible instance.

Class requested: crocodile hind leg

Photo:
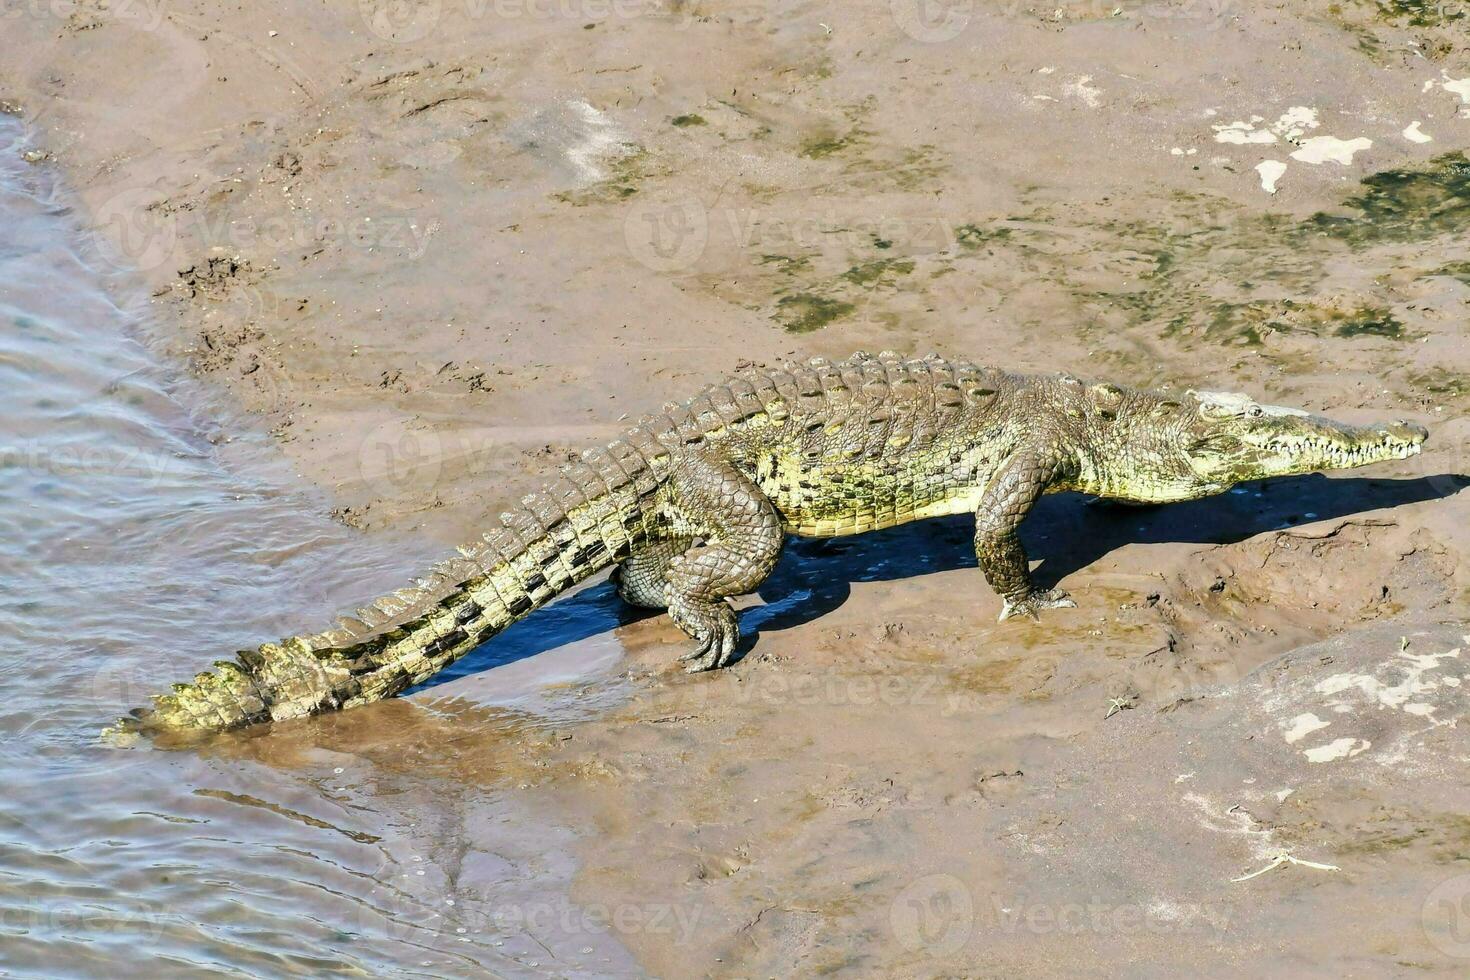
[974,451,1076,622]
[610,536,691,609]
[663,451,784,672]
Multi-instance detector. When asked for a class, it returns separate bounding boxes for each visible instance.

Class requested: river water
[0,116,640,977]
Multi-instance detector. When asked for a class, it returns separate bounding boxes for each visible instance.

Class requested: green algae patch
[759,254,812,276]
[1276,298,1406,340]
[552,147,653,205]
[773,294,855,333]
[1422,260,1470,285]
[800,131,860,159]
[671,114,706,127]
[1372,0,1465,25]
[1335,308,1404,339]
[1408,368,1468,400]
[840,257,915,288]
[955,223,1013,248]
[1307,152,1470,246]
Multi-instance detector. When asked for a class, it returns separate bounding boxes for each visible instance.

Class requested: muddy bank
[3,0,1470,974]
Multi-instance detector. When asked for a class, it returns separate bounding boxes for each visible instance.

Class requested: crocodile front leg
[663,451,784,672]
[611,536,692,609]
[974,452,1076,622]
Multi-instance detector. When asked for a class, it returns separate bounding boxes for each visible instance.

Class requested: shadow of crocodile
[414,473,1465,692]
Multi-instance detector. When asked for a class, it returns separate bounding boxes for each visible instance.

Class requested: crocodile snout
[1380,420,1429,445]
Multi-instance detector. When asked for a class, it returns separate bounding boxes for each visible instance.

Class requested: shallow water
[0,116,640,977]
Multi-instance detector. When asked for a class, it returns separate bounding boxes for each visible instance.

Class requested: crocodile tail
[115,440,665,736]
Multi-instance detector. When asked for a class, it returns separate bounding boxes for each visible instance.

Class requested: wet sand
[4,0,1470,974]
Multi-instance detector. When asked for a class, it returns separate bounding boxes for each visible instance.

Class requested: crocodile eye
[1249,405,1263,418]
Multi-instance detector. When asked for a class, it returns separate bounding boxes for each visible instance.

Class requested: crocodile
[115,351,1428,736]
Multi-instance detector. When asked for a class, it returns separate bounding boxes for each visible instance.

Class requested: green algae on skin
[773,293,855,332]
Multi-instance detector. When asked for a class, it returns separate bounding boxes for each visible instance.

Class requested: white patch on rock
[1213,120,1277,144]
[1440,75,1470,104]
[1255,160,1287,194]
[1275,788,1294,802]
[1184,793,1277,859]
[1273,106,1319,140]
[1283,712,1329,743]
[1290,136,1372,165]
[1213,107,1319,145]
[1314,646,1462,724]
[562,100,632,183]
[1403,121,1433,144]
[1303,737,1371,763]
[1063,75,1102,107]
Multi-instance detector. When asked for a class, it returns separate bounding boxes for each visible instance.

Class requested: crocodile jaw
[1234,415,1427,479]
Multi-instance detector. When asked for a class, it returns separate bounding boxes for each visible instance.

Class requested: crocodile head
[1076,385,1428,503]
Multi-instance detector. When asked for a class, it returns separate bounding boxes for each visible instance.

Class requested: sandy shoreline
[5,0,1470,973]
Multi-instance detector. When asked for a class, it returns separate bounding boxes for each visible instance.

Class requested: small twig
[1105,695,1135,719]
[1232,850,1341,883]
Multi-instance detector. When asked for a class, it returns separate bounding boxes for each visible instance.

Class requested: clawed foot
[673,600,741,672]
[998,588,1077,623]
